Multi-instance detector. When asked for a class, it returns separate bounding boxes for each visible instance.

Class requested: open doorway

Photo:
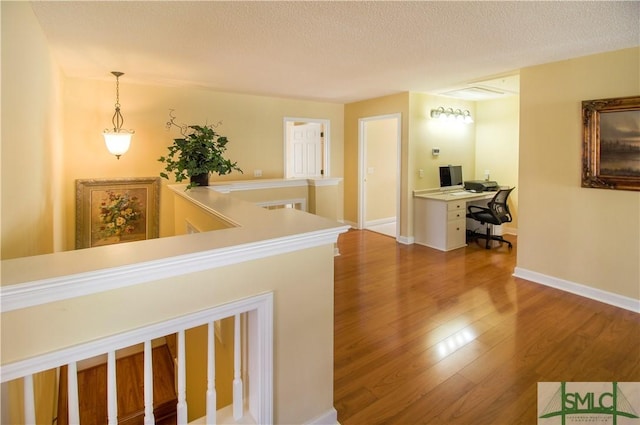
[358,114,401,239]
[284,118,330,178]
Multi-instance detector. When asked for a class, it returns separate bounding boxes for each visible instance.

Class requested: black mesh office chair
[466,187,514,250]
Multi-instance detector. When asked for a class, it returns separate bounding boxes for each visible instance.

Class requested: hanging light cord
[111,71,125,132]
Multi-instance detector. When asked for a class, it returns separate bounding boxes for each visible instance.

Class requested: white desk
[413,187,495,251]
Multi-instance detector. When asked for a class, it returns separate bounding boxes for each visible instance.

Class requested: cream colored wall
[410,93,476,190]
[1,2,64,260]
[1,2,62,420]
[364,118,398,222]
[1,3,345,256]
[409,94,476,238]
[344,93,409,233]
[344,93,480,239]
[2,244,337,424]
[62,79,344,251]
[475,96,520,232]
[518,47,639,300]
[6,369,58,425]
[184,319,234,421]
[309,183,344,222]
[173,194,235,234]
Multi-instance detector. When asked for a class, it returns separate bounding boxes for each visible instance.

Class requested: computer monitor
[439,165,463,188]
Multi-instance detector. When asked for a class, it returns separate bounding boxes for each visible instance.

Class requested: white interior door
[287,122,322,178]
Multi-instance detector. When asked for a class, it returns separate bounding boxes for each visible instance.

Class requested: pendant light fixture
[103,71,134,159]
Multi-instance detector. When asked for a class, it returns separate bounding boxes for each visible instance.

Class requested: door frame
[358,113,402,239]
[283,117,331,178]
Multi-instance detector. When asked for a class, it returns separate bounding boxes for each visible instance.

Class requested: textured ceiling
[31,1,640,103]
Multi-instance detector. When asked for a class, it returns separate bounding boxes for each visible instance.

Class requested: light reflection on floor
[437,328,476,358]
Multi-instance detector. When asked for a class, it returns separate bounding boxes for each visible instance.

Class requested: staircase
[58,344,177,425]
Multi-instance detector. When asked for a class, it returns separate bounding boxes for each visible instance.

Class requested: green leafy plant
[159,113,242,190]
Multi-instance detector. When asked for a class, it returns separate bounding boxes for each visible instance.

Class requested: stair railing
[1,292,273,425]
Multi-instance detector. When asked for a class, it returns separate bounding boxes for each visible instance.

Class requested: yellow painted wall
[410,94,476,192]
[518,47,640,300]
[1,4,63,419]
[475,95,520,232]
[409,94,477,238]
[1,2,64,260]
[344,93,409,234]
[309,183,344,222]
[62,79,344,252]
[184,319,234,421]
[173,194,236,234]
[1,2,344,256]
[345,93,486,239]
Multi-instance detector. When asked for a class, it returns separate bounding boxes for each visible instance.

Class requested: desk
[413,188,495,251]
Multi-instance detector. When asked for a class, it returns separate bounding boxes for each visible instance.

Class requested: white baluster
[107,351,118,425]
[176,330,188,424]
[67,362,80,424]
[233,314,244,420]
[144,340,155,425]
[206,322,217,424]
[23,374,35,425]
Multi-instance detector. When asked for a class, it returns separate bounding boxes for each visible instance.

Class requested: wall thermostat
[432,147,440,156]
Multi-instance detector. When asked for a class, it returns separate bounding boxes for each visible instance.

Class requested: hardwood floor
[333,230,640,425]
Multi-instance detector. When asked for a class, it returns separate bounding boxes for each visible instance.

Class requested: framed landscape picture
[76,177,160,249]
[582,95,640,191]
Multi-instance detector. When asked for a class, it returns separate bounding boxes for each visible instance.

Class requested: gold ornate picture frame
[76,177,160,249]
[582,95,640,191]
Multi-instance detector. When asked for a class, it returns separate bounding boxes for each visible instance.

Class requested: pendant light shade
[103,71,134,159]
[103,131,132,158]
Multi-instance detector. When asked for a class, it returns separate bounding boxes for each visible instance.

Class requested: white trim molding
[256,197,308,212]
[2,186,349,313]
[397,235,414,245]
[210,177,343,194]
[305,407,339,425]
[307,177,343,187]
[513,267,640,313]
[210,178,308,193]
[1,227,347,313]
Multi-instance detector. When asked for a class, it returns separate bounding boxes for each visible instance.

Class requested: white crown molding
[513,267,639,313]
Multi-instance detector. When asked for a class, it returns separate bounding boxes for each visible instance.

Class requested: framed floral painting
[76,177,160,248]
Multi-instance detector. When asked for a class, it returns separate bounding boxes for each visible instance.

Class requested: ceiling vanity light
[103,71,134,159]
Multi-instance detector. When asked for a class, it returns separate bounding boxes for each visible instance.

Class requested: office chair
[466,187,514,250]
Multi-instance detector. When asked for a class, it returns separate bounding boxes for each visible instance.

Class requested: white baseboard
[343,220,358,229]
[513,267,639,313]
[305,407,339,425]
[365,216,395,227]
[397,235,414,245]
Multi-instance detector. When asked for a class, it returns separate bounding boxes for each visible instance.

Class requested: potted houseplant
[159,113,242,190]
